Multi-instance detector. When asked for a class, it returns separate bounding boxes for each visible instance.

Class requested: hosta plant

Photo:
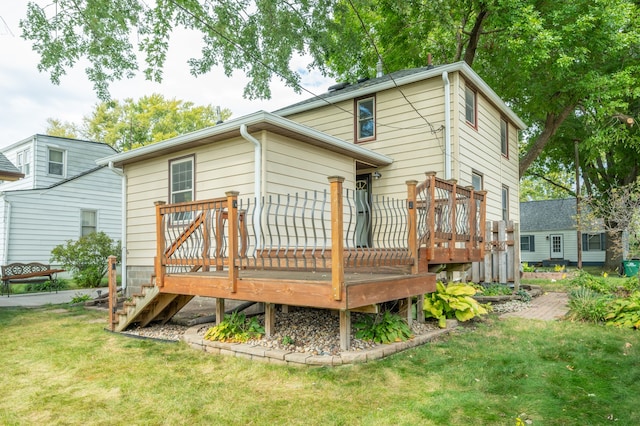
[353,311,413,344]
[604,293,640,329]
[424,282,488,328]
[204,312,264,343]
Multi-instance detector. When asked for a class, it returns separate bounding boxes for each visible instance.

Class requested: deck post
[478,192,488,259]
[216,298,225,325]
[398,297,413,327]
[425,172,437,261]
[154,201,166,288]
[107,255,118,331]
[339,309,351,351]
[328,176,345,301]
[406,180,419,274]
[448,179,457,261]
[466,186,476,258]
[264,303,276,337]
[226,191,240,293]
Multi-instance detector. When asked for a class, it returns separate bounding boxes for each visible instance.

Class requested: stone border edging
[182,321,458,366]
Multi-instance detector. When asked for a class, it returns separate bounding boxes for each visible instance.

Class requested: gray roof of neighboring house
[520,198,578,232]
[0,152,24,181]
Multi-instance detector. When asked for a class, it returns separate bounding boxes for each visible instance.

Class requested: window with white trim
[465,85,477,127]
[17,148,31,176]
[355,96,375,141]
[81,210,97,236]
[48,148,65,176]
[583,233,605,251]
[520,235,535,252]
[471,171,483,191]
[170,156,194,203]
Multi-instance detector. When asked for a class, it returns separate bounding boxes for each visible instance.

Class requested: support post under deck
[339,310,351,351]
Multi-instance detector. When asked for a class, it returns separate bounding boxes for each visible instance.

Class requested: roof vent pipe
[376,58,384,78]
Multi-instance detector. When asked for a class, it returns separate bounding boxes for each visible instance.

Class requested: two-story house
[96,62,526,343]
[0,135,122,269]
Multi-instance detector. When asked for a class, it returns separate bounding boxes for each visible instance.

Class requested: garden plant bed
[522,271,574,280]
[473,284,543,304]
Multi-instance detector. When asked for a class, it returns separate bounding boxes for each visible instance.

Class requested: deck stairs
[114,279,193,332]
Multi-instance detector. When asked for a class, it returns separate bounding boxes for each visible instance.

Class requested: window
[471,171,483,191]
[582,233,605,251]
[465,85,477,127]
[500,118,508,157]
[48,148,65,176]
[17,148,31,176]
[501,186,509,221]
[81,210,97,236]
[355,96,375,141]
[520,235,535,252]
[170,156,194,205]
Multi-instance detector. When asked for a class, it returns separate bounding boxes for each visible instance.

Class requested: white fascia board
[275,61,527,131]
[96,111,393,167]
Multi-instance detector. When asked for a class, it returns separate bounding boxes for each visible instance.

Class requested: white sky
[0,1,334,148]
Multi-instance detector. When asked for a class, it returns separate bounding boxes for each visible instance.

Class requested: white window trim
[465,85,477,128]
[48,147,66,177]
[80,209,98,236]
[355,95,376,142]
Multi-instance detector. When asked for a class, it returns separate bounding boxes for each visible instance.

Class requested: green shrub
[50,232,121,288]
[604,293,640,329]
[424,282,488,328]
[25,278,69,293]
[70,293,92,304]
[567,287,611,323]
[570,270,615,294]
[479,283,513,296]
[521,262,536,272]
[203,312,264,343]
[516,289,532,302]
[353,311,413,344]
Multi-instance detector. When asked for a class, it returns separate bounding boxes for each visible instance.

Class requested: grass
[1,306,640,425]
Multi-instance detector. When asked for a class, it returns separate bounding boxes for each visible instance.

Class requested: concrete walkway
[500,292,570,321]
[0,287,108,307]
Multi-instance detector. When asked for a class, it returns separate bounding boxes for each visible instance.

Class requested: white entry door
[550,234,564,259]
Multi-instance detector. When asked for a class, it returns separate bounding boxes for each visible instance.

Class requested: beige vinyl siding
[286,78,447,198]
[264,133,355,195]
[455,74,520,224]
[125,139,255,265]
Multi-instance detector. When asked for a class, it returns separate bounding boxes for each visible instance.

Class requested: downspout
[3,197,11,266]
[442,71,452,180]
[239,124,262,245]
[108,161,127,291]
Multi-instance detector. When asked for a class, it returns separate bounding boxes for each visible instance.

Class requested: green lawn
[1,305,639,425]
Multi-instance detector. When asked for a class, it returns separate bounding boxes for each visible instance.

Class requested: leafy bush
[521,262,536,272]
[479,283,513,296]
[516,289,532,302]
[567,287,611,323]
[353,311,413,344]
[204,312,264,343]
[25,278,69,293]
[570,270,615,294]
[70,293,92,304]
[423,282,488,328]
[604,293,640,329]
[50,232,121,288]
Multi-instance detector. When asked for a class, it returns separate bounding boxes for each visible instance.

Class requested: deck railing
[154,173,486,296]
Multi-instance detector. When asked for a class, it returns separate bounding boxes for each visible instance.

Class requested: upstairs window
[48,148,65,176]
[17,148,31,176]
[465,85,477,127]
[471,171,483,191]
[500,118,508,157]
[355,96,376,142]
[170,156,194,205]
[81,210,97,236]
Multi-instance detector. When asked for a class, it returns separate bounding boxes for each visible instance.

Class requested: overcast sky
[0,1,333,148]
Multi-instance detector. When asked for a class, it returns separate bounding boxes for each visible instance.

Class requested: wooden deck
[160,269,436,310]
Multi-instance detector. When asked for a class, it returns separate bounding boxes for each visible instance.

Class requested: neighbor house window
[520,235,535,252]
[501,186,509,221]
[471,171,483,191]
[81,210,97,236]
[582,233,605,251]
[48,148,65,176]
[465,85,477,127]
[500,118,508,157]
[355,96,376,141]
[17,148,31,176]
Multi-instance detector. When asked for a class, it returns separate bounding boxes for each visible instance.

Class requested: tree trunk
[604,228,624,272]
[463,6,489,66]
[519,103,577,177]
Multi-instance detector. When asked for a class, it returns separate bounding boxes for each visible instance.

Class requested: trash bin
[621,260,640,277]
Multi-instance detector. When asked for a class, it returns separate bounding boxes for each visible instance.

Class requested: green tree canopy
[21,0,640,174]
[45,93,231,150]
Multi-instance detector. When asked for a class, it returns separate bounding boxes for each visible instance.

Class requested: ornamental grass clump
[424,282,488,328]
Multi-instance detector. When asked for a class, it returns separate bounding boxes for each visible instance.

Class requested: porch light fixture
[373,171,382,180]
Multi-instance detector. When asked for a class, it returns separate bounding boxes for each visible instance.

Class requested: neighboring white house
[520,198,609,266]
[0,135,122,268]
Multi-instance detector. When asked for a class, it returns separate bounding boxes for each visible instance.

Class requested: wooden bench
[1,263,65,297]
